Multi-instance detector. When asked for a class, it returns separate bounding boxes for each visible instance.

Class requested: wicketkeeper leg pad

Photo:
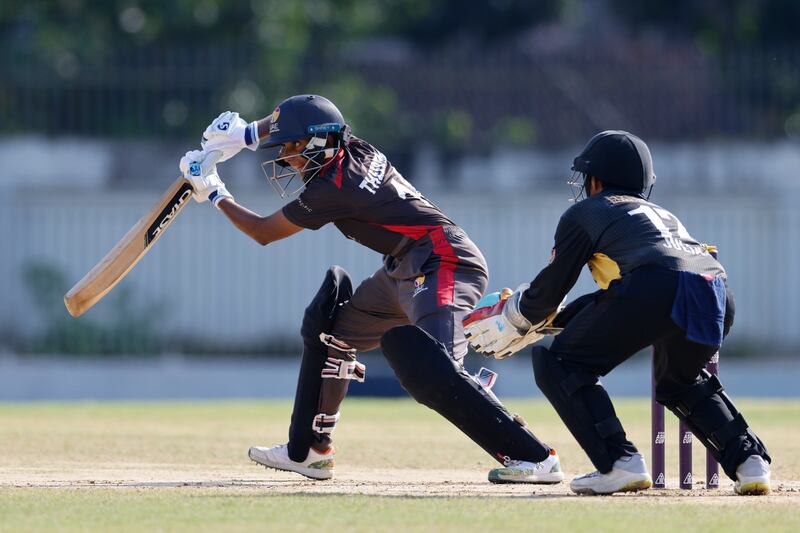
[381,325,551,464]
[656,370,770,480]
[532,346,638,473]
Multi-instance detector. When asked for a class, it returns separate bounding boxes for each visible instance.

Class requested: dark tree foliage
[379,0,560,46]
[0,1,797,145]
[610,0,800,50]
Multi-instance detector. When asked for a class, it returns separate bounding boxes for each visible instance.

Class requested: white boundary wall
[2,188,797,348]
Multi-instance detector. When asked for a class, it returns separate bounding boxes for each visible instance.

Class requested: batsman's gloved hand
[179,149,233,209]
[201,111,259,163]
[464,285,566,360]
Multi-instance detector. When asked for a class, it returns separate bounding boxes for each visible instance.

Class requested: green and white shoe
[734,455,770,495]
[488,448,565,484]
[249,443,334,480]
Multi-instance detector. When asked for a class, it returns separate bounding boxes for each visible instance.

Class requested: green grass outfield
[0,399,798,532]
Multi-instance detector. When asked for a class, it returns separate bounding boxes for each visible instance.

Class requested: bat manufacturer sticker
[145,182,194,246]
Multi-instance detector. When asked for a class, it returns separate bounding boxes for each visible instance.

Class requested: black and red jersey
[282,137,457,258]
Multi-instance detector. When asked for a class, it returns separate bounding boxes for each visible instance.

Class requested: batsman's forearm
[217,198,271,245]
[217,198,304,245]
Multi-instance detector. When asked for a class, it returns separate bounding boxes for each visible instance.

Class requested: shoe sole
[488,473,565,485]
[248,451,333,481]
[735,481,770,496]
[572,478,652,495]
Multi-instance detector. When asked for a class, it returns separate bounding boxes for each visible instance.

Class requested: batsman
[464,130,771,495]
[179,94,563,483]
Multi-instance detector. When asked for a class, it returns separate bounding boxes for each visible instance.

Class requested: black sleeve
[282,179,359,230]
[518,213,595,325]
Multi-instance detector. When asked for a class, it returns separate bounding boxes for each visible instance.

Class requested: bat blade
[63,176,194,317]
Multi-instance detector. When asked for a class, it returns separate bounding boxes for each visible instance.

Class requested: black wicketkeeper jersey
[282,137,457,258]
[519,189,725,325]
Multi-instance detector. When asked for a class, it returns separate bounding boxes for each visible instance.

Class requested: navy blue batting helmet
[260,94,350,148]
[572,130,656,195]
[259,95,351,198]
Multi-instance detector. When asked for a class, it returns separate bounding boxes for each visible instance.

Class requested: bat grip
[205,149,223,166]
[200,149,223,177]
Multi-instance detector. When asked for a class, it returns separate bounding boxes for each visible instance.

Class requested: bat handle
[191,149,224,181]
[189,150,222,184]
[205,149,223,167]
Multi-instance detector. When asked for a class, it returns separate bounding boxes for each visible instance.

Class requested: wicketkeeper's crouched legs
[381,325,552,464]
[532,346,639,473]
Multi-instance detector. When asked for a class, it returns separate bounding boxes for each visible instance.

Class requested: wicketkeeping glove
[464,285,566,359]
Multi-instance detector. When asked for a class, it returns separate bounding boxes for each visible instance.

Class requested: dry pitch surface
[0,399,798,531]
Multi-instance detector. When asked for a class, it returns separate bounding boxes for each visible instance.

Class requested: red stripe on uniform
[379,224,430,241]
[378,224,458,307]
[334,156,344,188]
[429,226,457,306]
[319,148,345,188]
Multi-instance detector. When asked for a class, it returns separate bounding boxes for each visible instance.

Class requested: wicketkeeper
[464,130,771,495]
[179,94,563,483]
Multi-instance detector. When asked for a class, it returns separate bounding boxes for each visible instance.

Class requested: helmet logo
[269,107,280,134]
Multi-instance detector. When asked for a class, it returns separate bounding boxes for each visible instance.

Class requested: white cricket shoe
[488,449,565,484]
[248,443,334,480]
[734,455,770,495]
[570,453,652,495]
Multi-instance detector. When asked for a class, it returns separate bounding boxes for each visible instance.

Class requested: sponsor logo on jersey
[295,197,313,213]
[412,275,428,298]
[606,194,646,205]
[359,150,387,194]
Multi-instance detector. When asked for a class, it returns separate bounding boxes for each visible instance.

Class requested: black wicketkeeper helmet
[569,130,656,200]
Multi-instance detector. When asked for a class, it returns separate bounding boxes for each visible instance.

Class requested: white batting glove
[179,150,233,208]
[201,111,259,163]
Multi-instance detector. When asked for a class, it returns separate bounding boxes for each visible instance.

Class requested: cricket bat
[64,150,222,317]
[63,176,194,317]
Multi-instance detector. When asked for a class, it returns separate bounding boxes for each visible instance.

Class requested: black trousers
[550,265,734,389]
